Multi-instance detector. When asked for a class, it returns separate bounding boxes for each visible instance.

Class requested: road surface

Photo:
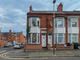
[0,47,80,60]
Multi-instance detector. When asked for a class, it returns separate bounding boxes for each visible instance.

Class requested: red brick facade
[27,3,80,50]
[0,30,26,47]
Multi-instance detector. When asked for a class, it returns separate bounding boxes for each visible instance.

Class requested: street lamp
[52,0,56,55]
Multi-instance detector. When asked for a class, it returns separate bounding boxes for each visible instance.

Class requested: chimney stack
[29,5,32,12]
[57,3,63,12]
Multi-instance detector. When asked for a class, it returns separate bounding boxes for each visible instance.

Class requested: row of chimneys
[29,3,63,12]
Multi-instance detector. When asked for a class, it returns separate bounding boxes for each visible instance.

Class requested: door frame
[42,33,47,48]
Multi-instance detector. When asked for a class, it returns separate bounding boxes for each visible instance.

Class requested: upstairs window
[72,21,77,27]
[32,18,37,26]
[68,17,78,27]
[55,17,64,28]
[31,17,40,27]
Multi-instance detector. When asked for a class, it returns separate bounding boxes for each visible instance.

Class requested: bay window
[32,33,37,43]
[72,21,77,27]
[32,18,36,26]
[31,17,40,27]
[58,34,64,43]
[55,17,64,28]
[54,33,64,44]
[69,34,71,43]
[28,33,40,44]
[68,34,78,43]
[68,17,78,27]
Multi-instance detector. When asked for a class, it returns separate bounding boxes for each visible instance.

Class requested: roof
[0,32,22,37]
[27,10,80,15]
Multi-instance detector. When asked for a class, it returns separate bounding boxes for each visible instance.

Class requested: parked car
[4,44,9,47]
[4,42,13,47]
[13,44,23,49]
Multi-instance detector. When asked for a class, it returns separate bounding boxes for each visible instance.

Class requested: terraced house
[27,3,80,50]
[0,29,26,47]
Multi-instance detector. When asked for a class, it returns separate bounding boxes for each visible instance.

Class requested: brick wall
[26,44,42,50]
[17,33,26,44]
[0,40,5,47]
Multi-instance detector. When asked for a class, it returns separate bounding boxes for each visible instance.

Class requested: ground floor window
[68,34,78,43]
[28,33,40,44]
[32,33,37,43]
[54,33,64,44]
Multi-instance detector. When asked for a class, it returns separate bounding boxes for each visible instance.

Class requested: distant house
[0,29,26,47]
[26,3,80,50]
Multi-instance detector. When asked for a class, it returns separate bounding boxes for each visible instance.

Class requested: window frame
[30,17,40,27]
[27,33,40,44]
[54,17,64,28]
[68,34,78,43]
[68,17,78,27]
[54,33,64,44]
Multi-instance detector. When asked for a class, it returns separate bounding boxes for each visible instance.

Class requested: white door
[48,35,52,47]
[42,35,46,47]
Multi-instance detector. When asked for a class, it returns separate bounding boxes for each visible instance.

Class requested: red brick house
[27,3,80,50]
[0,30,26,47]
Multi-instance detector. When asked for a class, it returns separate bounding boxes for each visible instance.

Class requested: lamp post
[52,0,56,55]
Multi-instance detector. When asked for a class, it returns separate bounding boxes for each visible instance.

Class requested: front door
[48,35,52,47]
[42,35,46,47]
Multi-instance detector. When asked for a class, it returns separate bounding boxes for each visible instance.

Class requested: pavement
[25,57,80,60]
[0,47,80,59]
[4,49,80,58]
[0,47,80,60]
[0,48,80,60]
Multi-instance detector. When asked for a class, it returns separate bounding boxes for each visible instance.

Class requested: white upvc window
[69,34,71,43]
[29,17,40,27]
[28,33,40,44]
[68,34,78,43]
[68,17,78,27]
[55,17,64,28]
[54,33,64,44]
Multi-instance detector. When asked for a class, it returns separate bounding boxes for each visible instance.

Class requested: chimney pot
[57,3,63,12]
[29,5,32,12]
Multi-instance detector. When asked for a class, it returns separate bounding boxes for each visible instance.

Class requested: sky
[0,0,27,36]
[0,0,80,36]
[27,0,80,11]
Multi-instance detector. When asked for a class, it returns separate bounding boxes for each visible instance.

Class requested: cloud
[0,0,27,36]
[27,0,80,11]
[12,9,25,15]
[0,7,6,18]
[11,8,26,27]
[0,22,15,29]
[0,6,26,33]
[27,0,53,11]
[1,0,80,36]
[65,0,80,11]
